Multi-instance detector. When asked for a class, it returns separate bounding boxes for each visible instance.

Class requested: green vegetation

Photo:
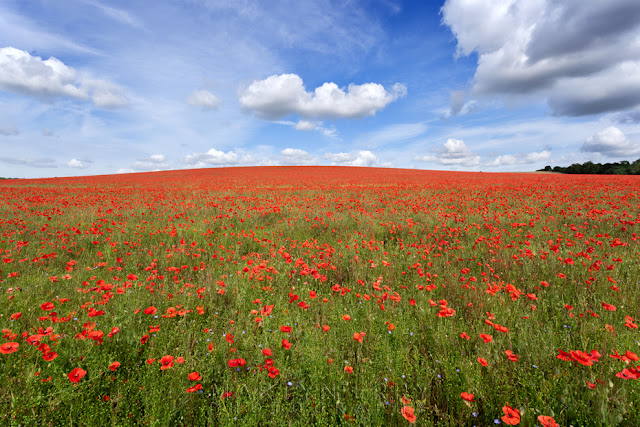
[539,158,640,175]
[0,168,639,426]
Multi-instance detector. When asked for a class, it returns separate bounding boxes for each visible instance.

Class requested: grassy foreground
[1,166,639,426]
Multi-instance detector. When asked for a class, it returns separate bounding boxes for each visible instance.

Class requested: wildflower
[0,342,19,354]
[109,361,121,371]
[401,406,417,423]
[461,392,475,402]
[188,371,202,381]
[344,366,353,374]
[160,355,174,370]
[68,368,87,383]
[537,415,559,427]
[501,405,520,425]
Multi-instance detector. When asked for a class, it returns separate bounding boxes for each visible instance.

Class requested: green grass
[0,168,639,426]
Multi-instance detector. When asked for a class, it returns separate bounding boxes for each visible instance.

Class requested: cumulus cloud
[239,73,406,120]
[65,158,90,169]
[415,138,480,166]
[280,148,316,165]
[132,154,169,171]
[182,148,245,167]
[487,150,551,167]
[581,126,640,157]
[0,47,128,107]
[187,89,222,110]
[441,0,640,116]
[325,150,380,167]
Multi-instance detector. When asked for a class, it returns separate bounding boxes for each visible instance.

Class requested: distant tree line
[538,159,640,175]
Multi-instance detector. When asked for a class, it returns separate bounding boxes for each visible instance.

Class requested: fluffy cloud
[65,158,89,169]
[280,148,316,165]
[132,154,169,171]
[0,47,127,107]
[182,148,243,167]
[487,150,551,167]
[325,150,380,167]
[441,0,640,116]
[239,73,406,120]
[581,126,640,157]
[187,89,221,110]
[415,139,480,166]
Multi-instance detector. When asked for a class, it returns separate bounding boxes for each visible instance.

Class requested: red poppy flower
[342,314,351,321]
[42,351,58,361]
[41,302,55,311]
[344,366,353,374]
[282,339,292,349]
[160,355,174,370]
[501,405,520,425]
[109,361,121,371]
[602,302,617,311]
[10,312,22,320]
[144,306,157,315]
[0,342,19,355]
[401,405,417,423]
[537,415,559,427]
[68,368,87,383]
[460,332,470,340]
[280,325,292,333]
[477,357,488,366]
[262,348,272,357]
[479,333,493,343]
[268,366,279,378]
[186,383,202,393]
[460,392,474,402]
[188,371,202,381]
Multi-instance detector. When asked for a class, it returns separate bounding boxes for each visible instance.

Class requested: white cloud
[0,47,127,108]
[182,148,243,167]
[487,150,551,167]
[581,126,640,157]
[84,78,129,109]
[239,73,406,120]
[294,120,317,131]
[415,138,480,166]
[115,168,135,174]
[132,154,169,171]
[441,0,640,116]
[280,148,316,165]
[187,89,222,110]
[325,150,380,167]
[65,158,89,169]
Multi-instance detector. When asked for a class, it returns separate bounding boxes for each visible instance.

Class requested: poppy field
[1,166,639,426]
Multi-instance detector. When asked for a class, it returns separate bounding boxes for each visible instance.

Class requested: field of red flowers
[1,166,639,426]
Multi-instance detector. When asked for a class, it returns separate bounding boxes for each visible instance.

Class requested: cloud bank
[441,0,640,116]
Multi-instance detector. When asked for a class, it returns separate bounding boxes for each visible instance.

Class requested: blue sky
[1,0,639,178]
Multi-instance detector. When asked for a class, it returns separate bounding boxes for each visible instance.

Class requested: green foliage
[539,158,640,175]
